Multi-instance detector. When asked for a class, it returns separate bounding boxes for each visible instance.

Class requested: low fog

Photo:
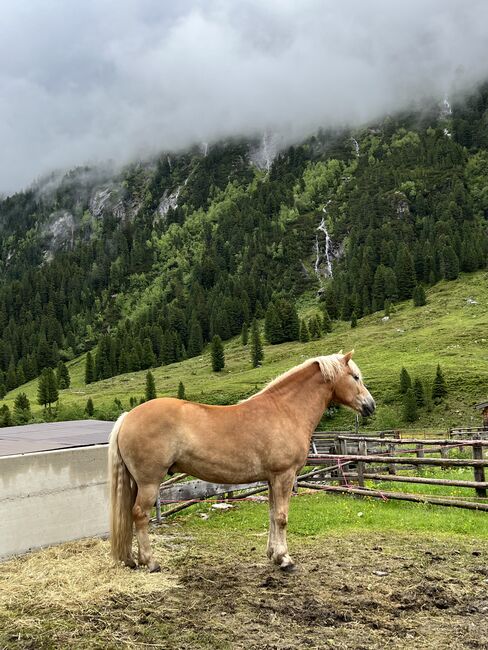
[1,0,488,194]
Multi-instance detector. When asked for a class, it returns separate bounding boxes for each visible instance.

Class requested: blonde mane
[244,354,348,401]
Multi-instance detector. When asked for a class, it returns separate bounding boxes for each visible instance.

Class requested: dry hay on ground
[0,529,488,649]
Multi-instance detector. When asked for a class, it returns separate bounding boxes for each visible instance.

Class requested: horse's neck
[268,363,333,434]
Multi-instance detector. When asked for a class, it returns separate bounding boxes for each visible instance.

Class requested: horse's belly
[172,458,266,485]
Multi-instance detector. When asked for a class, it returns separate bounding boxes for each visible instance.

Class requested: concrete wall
[0,445,109,560]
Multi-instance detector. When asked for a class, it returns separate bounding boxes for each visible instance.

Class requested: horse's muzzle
[360,397,376,417]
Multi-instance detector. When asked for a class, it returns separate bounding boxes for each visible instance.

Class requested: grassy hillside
[3,271,488,432]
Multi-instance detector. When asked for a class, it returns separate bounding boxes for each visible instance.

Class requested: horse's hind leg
[132,482,161,573]
[268,470,296,571]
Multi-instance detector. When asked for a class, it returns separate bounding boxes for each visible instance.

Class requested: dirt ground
[1,527,488,649]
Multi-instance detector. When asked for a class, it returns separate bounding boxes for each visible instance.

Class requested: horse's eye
[353,375,360,381]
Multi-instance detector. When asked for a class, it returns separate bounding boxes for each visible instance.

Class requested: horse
[108,350,375,573]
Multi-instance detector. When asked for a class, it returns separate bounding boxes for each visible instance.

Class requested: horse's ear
[343,350,354,364]
[338,349,343,354]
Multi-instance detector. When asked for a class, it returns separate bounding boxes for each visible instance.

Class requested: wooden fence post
[440,445,449,471]
[388,442,397,475]
[357,440,367,487]
[473,437,487,498]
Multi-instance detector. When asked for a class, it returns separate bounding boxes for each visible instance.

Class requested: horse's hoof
[149,563,161,573]
[280,563,297,574]
[125,559,138,570]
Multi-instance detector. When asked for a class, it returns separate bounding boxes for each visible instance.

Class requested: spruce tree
[85,351,95,384]
[145,371,157,401]
[399,367,412,394]
[396,245,416,300]
[264,303,283,344]
[241,322,249,346]
[0,383,6,399]
[308,317,318,339]
[278,300,300,341]
[56,360,71,389]
[85,397,95,416]
[412,284,427,307]
[322,310,332,333]
[413,377,425,407]
[177,381,186,399]
[142,338,156,369]
[187,318,204,357]
[403,388,418,422]
[13,392,31,423]
[38,368,58,412]
[0,404,12,427]
[350,311,357,328]
[6,361,17,391]
[299,319,310,342]
[432,364,447,402]
[250,319,263,368]
[211,335,225,372]
[46,368,59,412]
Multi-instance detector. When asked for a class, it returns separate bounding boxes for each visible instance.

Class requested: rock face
[157,187,181,218]
[44,210,76,252]
[391,191,410,219]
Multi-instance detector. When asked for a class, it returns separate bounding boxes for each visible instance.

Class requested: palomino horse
[109,351,375,572]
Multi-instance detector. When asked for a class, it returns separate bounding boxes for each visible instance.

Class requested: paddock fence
[154,428,488,519]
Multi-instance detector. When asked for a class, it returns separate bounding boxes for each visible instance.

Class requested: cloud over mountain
[1,0,488,193]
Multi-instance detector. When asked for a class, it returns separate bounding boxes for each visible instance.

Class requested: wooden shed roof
[475,401,488,410]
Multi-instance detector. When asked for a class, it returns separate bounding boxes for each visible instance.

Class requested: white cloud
[1,0,487,193]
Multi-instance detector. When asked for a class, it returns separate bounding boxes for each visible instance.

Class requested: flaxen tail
[108,412,135,562]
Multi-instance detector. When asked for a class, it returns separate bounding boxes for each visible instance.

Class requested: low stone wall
[0,445,109,560]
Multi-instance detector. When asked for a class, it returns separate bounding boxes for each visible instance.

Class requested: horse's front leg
[267,470,296,571]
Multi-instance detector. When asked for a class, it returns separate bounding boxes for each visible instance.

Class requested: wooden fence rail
[152,429,488,518]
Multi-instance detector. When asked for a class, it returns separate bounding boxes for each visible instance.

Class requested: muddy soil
[1,530,488,649]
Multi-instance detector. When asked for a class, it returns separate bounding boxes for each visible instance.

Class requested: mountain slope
[3,271,487,432]
[0,86,487,410]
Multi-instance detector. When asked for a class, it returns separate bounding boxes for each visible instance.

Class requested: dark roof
[0,420,113,457]
[475,402,488,410]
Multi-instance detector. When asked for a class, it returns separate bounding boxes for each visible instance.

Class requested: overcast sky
[1,0,488,194]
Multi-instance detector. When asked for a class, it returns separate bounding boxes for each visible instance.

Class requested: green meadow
[3,271,488,432]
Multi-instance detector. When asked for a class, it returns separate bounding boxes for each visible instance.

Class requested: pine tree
[413,377,425,407]
[187,318,203,357]
[264,303,283,344]
[0,404,12,427]
[350,311,357,328]
[177,381,186,399]
[13,392,31,423]
[299,319,310,342]
[85,397,94,416]
[6,361,17,391]
[56,360,71,389]
[322,309,332,333]
[37,368,58,412]
[442,246,460,280]
[278,299,300,341]
[0,383,6,399]
[241,322,249,346]
[412,284,427,307]
[399,367,412,394]
[403,388,418,422]
[396,245,416,300]
[145,371,157,401]
[211,335,225,372]
[85,351,95,384]
[142,338,156,369]
[250,319,263,368]
[432,364,447,402]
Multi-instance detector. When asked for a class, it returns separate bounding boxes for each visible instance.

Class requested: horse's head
[331,351,375,417]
